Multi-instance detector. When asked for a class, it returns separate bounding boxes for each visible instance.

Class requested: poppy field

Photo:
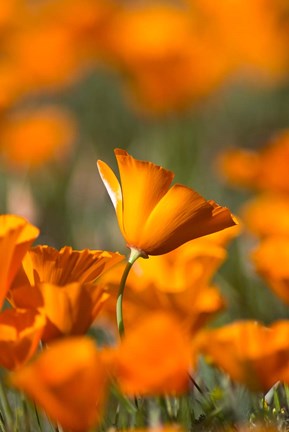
[2,1,289,431]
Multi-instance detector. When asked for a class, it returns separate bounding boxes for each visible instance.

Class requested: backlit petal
[115,149,174,245]
[0,215,39,308]
[97,159,124,235]
[140,184,235,255]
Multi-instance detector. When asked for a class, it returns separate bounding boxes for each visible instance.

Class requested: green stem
[116,248,145,337]
[0,380,13,431]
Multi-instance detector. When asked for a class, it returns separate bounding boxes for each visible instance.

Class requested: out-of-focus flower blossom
[102,4,230,114]
[97,149,236,256]
[0,308,45,370]
[0,62,24,110]
[100,236,229,334]
[106,312,192,396]
[1,0,118,95]
[39,0,119,60]
[196,320,289,391]
[242,194,289,238]
[252,236,289,305]
[6,24,82,91]
[219,130,289,195]
[9,246,124,341]
[218,148,260,189]
[10,337,108,432]
[0,214,39,309]
[0,106,77,169]
[189,0,289,80]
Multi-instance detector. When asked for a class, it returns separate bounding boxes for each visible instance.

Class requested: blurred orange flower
[242,194,289,238]
[0,61,24,110]
[10,337,108,432]
[196,320,289,391]
[0,308,45,370]
[6,21,82,91]
[219,130,289,195]
[102,4,230,114]
[252,236,289,305]
[0,106,77,169]
[9,246,124,341]
[97,149,236,257]
[108,312,192,396]
[0,0,117,93]
[12,245,124,288]
[100,237,228,334]
[0,214,39,309]
[190,0,288,80]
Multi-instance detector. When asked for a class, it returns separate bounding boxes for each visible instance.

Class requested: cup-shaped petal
[0,308,45,370]
[12,245,124,288]
[0,214,39,308]
[10,281,107,342]
[97,149,236,256]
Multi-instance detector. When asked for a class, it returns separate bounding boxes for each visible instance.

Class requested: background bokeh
[1,0,289,327]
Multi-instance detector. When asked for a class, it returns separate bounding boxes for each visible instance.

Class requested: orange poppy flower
[242,194,289,238]
[190,0,288,80]
[219,130,289,195]
[12,245,124,288]
[7,20,81,91]
[108,312,192,396]
[0,308,45,370]
[10,337,108,432]
[218,148,260,190]
[102,4,230,114]
[0,214,39,309]
[97,149,236,257]
[196,320,289,392]
[0,61,24,110]
[252,236,289,306]
[9,246,124,341]
[100,237,227,334]
[0,106,77,169]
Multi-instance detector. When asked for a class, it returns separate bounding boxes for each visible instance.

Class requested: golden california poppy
[0,106,77,169]
[219,130,289,195]
[196,320,289,392]
[9,246,124,341]
[97,149,236,257]
[11,245,123,288]
[10,337,108,432]
[0,214,39,309]
[0,308,45,370]
[102,4,230,114]
[252,236,289,306]
[108,312,192,396]
[242,194,289,238]
[99,236,227,335]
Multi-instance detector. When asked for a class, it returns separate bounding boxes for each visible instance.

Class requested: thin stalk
[116,248,144,337]
[0,381,13,431]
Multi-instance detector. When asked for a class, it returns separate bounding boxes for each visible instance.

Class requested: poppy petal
[115,149,174,245]
[140,184,235,255]
[97,159,124,236]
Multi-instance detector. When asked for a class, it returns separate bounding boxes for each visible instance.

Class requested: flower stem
[116,248,144,337]
[0,380,13,431]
